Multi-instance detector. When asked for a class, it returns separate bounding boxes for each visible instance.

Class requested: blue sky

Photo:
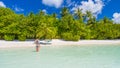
[0,0,120,23]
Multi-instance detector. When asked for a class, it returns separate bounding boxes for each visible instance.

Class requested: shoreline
[0,39,120,48]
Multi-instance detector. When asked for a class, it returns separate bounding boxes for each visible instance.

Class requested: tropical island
[1,0,120,68]
[0,7,120,48]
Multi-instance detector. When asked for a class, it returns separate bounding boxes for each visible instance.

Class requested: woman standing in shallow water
[35,39,40,52]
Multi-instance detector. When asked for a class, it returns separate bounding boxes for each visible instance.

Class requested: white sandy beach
[0,39,120,48]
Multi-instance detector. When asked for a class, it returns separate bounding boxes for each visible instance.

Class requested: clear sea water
[0,45,120,68]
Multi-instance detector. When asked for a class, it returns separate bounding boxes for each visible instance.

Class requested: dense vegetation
[0,7,120,41]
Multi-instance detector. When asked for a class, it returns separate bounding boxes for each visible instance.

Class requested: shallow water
[0,45,120,68]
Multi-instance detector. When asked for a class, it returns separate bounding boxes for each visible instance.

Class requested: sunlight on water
[0,45,120,68]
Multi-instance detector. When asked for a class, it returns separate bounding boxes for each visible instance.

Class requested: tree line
[0,7,120,41]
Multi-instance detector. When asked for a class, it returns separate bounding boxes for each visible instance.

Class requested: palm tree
[85,11,96,25]
[86,11,93,19]
[74,8,84,20]
[60,7,69,17]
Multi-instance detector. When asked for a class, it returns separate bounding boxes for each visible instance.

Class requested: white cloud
[15,7,24,12]
[42,9,47,14]
[72,0,104,17]
[0,1,6,7]
[112,12,120,23]
[42,0,63,8]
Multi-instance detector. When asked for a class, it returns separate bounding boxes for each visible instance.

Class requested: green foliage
[0,8,14,16]
[4,35,15,41]
[72,35,80,41]
[62,32,80,41]
[0,7,120,41]
[62,32,73,41]
[0,35,3,39]
[18,35,26,41]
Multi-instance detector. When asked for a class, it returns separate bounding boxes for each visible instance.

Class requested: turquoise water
[0,45,120,68]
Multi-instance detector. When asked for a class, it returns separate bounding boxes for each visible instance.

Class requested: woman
[35,39,40,52]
